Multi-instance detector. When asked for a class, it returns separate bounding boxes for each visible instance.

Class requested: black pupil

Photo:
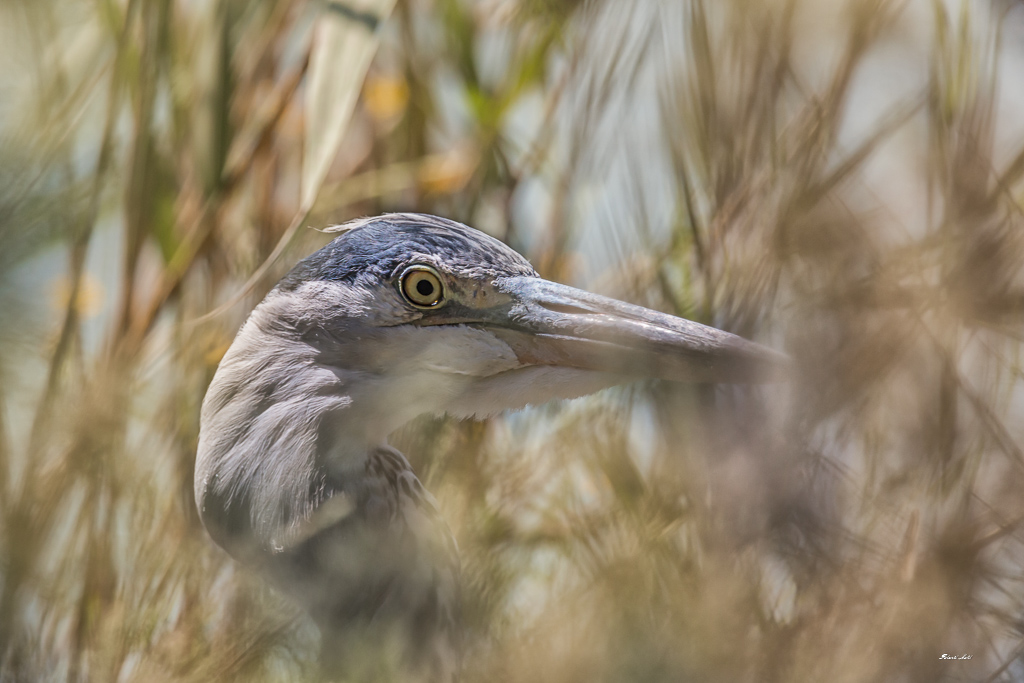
[415,278,435,297]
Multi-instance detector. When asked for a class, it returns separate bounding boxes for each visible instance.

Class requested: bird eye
[400,266,445,308]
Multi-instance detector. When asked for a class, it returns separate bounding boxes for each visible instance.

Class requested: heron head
[196,212,788,552]
[252,213,786,428]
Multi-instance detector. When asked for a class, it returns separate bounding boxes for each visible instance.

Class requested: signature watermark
[940,654,973,660]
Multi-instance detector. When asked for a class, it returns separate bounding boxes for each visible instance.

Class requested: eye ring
[399,266,445,309]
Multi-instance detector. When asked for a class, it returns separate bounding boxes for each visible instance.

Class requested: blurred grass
[3,0,1024,681]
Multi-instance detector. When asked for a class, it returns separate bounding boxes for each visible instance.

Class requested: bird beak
[484,276,789,384]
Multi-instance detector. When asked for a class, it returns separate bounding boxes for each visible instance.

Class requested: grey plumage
[194,213,787,681]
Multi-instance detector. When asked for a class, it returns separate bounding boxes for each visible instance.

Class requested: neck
[194,315,382,556]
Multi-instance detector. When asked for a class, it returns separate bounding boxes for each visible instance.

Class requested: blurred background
[2,0,1024,680]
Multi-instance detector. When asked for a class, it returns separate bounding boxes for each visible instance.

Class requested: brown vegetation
[1,0,1024,681]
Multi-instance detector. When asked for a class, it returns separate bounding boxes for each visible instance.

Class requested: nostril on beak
[539,301,593,315]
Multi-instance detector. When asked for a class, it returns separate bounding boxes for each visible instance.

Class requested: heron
[194,213,786,681]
